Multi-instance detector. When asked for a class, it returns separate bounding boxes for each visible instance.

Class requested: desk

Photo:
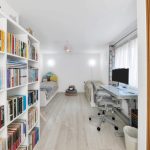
[100,85,138,125]
[100,85,138,100]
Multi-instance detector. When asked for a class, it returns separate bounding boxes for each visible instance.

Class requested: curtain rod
[111,28,137,47]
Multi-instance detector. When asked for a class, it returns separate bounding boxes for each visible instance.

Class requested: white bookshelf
[0,9,40,150]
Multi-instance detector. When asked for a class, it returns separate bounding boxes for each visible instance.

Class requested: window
[114,38,138,88]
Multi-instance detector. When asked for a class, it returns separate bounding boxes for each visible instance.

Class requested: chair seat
[96,91,111,97]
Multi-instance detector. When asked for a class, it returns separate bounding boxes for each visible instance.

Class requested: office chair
[89,82,121,131]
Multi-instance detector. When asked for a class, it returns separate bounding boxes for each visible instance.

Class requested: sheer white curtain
[114,38,138,88]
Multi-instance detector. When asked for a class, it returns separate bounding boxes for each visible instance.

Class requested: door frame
[147,0,150,149]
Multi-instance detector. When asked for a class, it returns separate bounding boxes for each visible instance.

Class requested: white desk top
[100,85,138,99]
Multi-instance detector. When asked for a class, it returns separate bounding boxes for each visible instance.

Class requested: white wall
[137,0,147,149]
[99,46,109,84]
[0,0,19,22]
[41,52,104,92]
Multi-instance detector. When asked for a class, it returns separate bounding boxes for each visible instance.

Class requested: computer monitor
[112,68,129,84]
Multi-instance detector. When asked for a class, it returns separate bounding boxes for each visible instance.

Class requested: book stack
[0,67,4,90]
[0,138,6,150]
[28,108,38,130]
[0,30,5,52]
[28,127,39,150]
[7,32,28,58]
[8,96,26,122]
[29,43,38,61]
[18,145,27,150]
[8,120,26,150]
[7,61,27,88]
[28,90,38,106]
[28,67,38,83]
[0,105,4,128]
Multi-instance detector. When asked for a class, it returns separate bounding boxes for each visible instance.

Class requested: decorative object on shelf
[26,28,33,35]
[65,85,77,96]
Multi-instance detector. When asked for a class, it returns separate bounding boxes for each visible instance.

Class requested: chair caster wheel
[89,117,91,121]
[112,117,115,120]
[98,113,101,116]
[114,126,119,130]
[97,127,101,131]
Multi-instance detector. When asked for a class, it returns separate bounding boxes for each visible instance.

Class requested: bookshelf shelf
[17,137,26,150]
[7,53,27,60]
[0,89,5,93]
[7,84,27,91]
[28,81,39,85]
[7,110,27,126]
[0,125,6,132]
[28,102,38,110]
[28,59,39,63]
[0,51,5,54]
[28,120,39,134]
[0,10,40,150]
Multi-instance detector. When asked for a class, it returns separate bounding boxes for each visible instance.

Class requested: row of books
[7,61,27,88]
[7,32,28,58]
[8,96,26,122]
[8,119,27,150]
[29,42,38,61]
[18,145,27,150]
[28,107,38,131]
[0,105,4,129]
[0,138,5,150]
[28,90,38,106]
[0,67,4,90]
[0,30,5,52]
[28,127,39,150]
[28,67,38,83]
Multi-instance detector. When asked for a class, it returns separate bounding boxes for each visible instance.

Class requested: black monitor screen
[112,68,129,84]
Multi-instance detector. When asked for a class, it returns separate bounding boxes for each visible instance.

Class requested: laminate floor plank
[38,93,125,150]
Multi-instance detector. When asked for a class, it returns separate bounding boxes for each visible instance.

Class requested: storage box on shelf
[0,9,40,150]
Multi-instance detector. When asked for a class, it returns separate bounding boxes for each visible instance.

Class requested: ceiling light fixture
[64,41,72,53]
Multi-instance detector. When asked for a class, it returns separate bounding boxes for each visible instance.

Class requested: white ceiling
[6,0,137,53]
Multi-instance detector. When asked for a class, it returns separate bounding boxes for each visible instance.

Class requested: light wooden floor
[38,93,126,150]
